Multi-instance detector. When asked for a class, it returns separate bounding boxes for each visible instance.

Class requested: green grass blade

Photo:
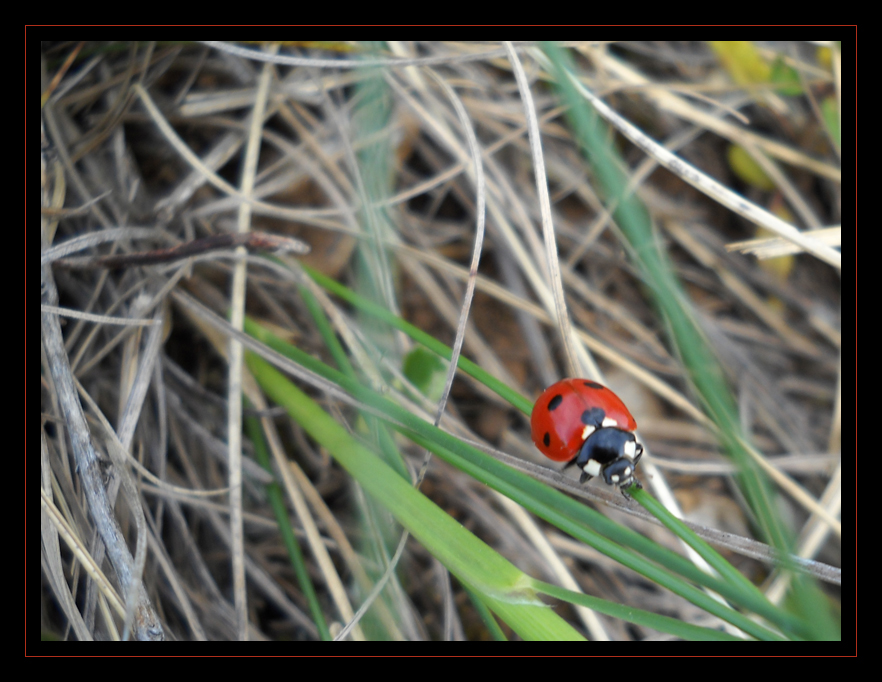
[246,352,583,641]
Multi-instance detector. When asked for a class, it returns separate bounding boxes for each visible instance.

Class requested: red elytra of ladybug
[531,379,636,461]
[530,378,643,495]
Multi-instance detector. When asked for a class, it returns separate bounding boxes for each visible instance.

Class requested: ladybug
[530,379,643,497]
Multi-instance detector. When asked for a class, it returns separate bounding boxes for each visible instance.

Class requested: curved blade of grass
[246,351,582,641]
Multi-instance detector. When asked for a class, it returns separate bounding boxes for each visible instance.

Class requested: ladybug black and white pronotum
[530,379,643,497]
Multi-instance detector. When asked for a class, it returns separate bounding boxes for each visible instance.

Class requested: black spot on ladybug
[582,381,604,391]
[580,406,606,427]
[542,433,551,447]
[547,394,564,411]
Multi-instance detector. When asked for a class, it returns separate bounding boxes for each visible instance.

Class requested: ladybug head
[576,427,643,491]
[600,453,640,488]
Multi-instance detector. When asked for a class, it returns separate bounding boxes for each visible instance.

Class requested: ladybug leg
[633,443,644,466]
[619,479,643,500]
[563,455,594,482]
[564,458,596,483]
